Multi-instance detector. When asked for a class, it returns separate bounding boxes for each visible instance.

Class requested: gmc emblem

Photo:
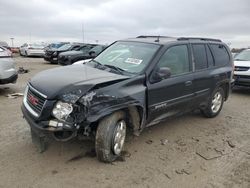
[28,95,39,106]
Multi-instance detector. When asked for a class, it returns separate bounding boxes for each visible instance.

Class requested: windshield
[234,50,250,61]
[78,45,93,53]
[50,43,67,49]
[58,43,72,51]
[94,41,160,74]
[30,44,45,48]
[90,45,105,54]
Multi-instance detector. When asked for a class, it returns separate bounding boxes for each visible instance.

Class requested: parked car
[0,57,18,84]
[58,44,107,66]
[44,43,84,64]
[0,41,11,50]
[21,36,233,162]
[0,46,12,57]
[20,43,45,57]
[44,42,69,51]
[233,49,250,87]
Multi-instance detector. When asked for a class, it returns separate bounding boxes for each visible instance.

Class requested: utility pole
[10,37,14,47]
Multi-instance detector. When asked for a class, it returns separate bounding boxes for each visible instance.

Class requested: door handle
[185,81,192,86]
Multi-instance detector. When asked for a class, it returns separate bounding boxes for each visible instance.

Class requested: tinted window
[206,45,214,67]
[157,45,190,76]
[91,45,104,54]
[210,44,230,66]
[72,46,81,50]
[192,44,207,70]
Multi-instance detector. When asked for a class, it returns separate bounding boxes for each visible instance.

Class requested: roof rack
[177,37,221,42]
[136,35,170,38]
[136,35,174,42]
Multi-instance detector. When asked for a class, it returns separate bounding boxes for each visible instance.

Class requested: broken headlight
[52,101,73,121]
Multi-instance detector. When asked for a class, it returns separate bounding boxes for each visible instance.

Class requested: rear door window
[210,44,230,66]
[192,44,208,70]
[205,45,214,67]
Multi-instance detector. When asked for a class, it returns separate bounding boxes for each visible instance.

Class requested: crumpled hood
[29,64,129,100]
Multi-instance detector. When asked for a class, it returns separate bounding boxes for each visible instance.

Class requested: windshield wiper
[90,60,127,75]
[103,64,125,75]
[91,59,102,66]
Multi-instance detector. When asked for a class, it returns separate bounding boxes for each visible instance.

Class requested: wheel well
[126,106,143,135]
[219,83,230,101]
[90,106,143,135]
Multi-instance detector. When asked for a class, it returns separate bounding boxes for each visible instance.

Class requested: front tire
[95,111,126,163]
[202,87,224,118]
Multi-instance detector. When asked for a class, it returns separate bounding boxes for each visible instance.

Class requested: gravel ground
[0,56,249,188]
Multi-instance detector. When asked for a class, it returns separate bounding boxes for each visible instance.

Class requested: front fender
[86,100,143,123]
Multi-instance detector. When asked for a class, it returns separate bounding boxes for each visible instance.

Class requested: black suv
[21,36,233,162]
[44,43,84,64]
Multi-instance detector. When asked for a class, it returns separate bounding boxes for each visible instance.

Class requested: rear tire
[202,87,224,118]
[95,111,126,163]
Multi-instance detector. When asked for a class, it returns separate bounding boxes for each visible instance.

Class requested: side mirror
[89,51,96,56]
[152,67,171,82]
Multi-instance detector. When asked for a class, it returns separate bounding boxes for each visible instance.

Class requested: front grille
[235,66,249,71]
[45,51,54,56]
[26,86,46,116]
[238,75,250,79]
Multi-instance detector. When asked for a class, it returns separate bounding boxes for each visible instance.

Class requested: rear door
[191,43,231,108]
[191,43,214,107]
[147,44,194,125]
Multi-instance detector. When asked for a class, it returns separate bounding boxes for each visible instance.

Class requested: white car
[20,43,45,57]
[0,46,12,57]
[234,49,250,87]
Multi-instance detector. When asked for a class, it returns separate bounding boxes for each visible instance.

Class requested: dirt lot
[0,56,250,188]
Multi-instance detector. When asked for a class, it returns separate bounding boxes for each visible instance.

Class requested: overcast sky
[0,0,250,48]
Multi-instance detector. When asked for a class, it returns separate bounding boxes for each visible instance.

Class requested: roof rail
[136,35,174,42]
[136,35,170,38]
[177,37,221,42]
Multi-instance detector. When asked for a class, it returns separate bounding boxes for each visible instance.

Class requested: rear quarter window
[210,44,230,66]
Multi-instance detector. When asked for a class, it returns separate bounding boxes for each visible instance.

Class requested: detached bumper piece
[22,104,77,151]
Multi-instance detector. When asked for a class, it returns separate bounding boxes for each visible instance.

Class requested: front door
[147,44,194,125]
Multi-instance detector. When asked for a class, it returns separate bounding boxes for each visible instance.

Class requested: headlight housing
[52,101,73,121]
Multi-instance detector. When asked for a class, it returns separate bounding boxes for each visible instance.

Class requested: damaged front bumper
[21,104,78,137]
